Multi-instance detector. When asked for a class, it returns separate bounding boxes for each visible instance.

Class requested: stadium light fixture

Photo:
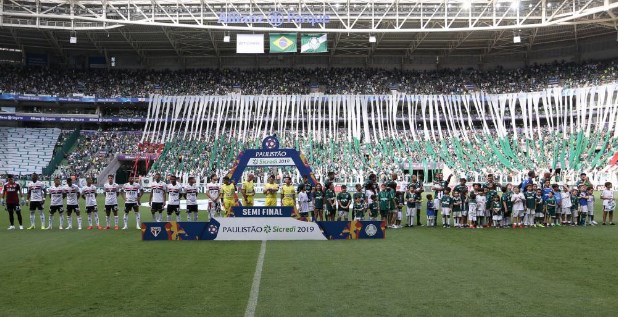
[513,36,521,43]
[462,1,471,9]
[511,1,519,9]
[369,35,377,43]
[223,33,231,42]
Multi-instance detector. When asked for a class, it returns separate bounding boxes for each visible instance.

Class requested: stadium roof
[0,0,617,61]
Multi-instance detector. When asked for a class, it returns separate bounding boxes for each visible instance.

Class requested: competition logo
[364,224,378,237]
[262,134,280,150]
[150,227,161,237]
[208,224,218,234]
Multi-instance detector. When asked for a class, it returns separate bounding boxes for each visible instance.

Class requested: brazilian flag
[269,33,297,53]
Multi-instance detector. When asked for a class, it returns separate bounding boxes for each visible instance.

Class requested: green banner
[269,33,297,53]
[300,34,327,53]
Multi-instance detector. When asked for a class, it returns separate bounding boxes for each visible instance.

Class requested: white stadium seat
[0,127,61,175]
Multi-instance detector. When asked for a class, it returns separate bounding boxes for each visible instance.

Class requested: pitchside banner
[141,219,386,241]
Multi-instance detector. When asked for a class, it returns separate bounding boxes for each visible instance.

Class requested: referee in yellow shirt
[264,175,279,207]
[281,176,296,207]
[220,177,236,217]
[241,174,256,206]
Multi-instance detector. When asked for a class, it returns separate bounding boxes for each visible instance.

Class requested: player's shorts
[338,209,348,218]
[124,203,138,212]
[151,202,164,212]
[282,199,295,207]
[66,205,80,214]
[467,208,476,221]
[603,203,615,212]
[453,211,462,218]
[6,204,20,212]
[380,210,388,219]
[167,204,180,215]
[29,201,44,211]
[461,208,468,217]
[468,203,477,215]
[555,208,562,215]
[441,207,451,216]
[535,212,544,218]
[264,197,276,207]
[223,199,234,216]
[208,201,220,212]
[50,205,64,214]
[562,207,571,215]
[468,208,476,219]
[526,208,535,215]
[244,195,254,206]
[105,204,118,213]
[370,210,379,218]
[186,205,198,213]
[512,209,523,217]
[433,199,441,211]
[476,206,485,215]
[325,208,335,216]
[580,205,588,214]
[406,207,416,217]
[300,212,309,218]
[571,207,579,218]
[492,215,503,221]
[86,206,98,213]
[397,210,402,221]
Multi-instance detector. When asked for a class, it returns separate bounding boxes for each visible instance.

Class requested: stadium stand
[1,60,617,96]
[0,127,60,175]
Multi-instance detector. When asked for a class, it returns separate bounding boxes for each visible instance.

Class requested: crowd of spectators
[48,123,618,186]
[1,60,617,97]
[55,130,143,179]
[144,126,617,185]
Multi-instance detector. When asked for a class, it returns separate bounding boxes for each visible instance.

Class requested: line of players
[1,172,202,230]
[290,172,616,229]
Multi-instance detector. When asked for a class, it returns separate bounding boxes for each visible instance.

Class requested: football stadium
[1,0,618,316]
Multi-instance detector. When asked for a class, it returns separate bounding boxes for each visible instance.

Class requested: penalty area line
[244,240,267,317]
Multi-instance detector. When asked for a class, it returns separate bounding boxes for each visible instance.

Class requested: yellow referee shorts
[223,199,234,217]
[244,195,254,206]
[265,197,277,207]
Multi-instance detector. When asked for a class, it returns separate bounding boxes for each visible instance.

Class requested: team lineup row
[2,171,616,230]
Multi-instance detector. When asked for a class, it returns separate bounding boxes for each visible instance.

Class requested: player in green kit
[353,184,367,209]
[336,185,352,221]
[440,188,454,228]
[353,196,366,220]
[325,183,336,221]
[523,184,536,227]
[545,191,557,226]
[452,190,463,228]
[377,184,391,224]
[485,183,498,227]
[453,178,468,196]
[501,185,513,228]
[368,195,379,220]
[313,184,324,221]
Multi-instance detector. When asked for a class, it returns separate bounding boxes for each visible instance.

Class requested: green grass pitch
[0,193,617,317]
